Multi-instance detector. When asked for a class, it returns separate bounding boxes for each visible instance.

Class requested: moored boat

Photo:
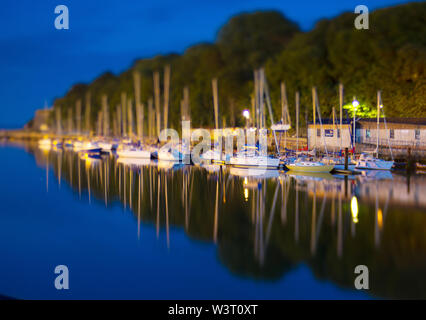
[229,146,280,169]
[116,146,151,159]
[355,153,394,170]
[286,160,334,173]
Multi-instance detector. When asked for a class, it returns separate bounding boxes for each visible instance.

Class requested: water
[0,142,425,299]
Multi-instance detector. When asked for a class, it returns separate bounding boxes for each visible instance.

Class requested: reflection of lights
[351,196,359,224]
[244,188,249,202]
[243,110,250,119]
[244,177,248,185]
[377,208,383,229]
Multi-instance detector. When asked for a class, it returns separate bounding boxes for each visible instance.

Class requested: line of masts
[54,67,385,157]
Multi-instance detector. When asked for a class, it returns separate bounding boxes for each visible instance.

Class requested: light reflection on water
[0,141,425,299]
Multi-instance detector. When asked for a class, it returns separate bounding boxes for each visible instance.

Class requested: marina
[0,0,425,304]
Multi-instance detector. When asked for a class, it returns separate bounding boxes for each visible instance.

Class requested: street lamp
[352,98,359,147]
[243,109,250,128]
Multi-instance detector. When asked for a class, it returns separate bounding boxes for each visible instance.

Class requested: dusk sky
[0,0,416,128]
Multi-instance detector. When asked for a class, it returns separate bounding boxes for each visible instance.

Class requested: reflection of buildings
[22,142,426,299]
[356,174,426,208]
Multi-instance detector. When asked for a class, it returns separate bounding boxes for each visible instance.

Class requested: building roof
[308,118,352,125]
[358,118,426,126]
[309,118,426,126]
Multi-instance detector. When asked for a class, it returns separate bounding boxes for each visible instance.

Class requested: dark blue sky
[0,0,415,128]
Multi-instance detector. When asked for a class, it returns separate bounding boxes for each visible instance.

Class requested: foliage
[47,3,426,131]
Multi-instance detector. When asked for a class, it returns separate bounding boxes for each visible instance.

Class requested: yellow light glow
[244,177,248,185]
[377,208,383,229]
[351,196,359,224]
[244,188,249,202]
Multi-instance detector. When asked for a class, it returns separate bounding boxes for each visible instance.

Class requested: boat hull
[355,161,393,170]
[117,150,151,159]
[286,164,334,173]
[229,157,280,169]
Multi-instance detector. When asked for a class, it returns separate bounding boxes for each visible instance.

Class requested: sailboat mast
[85,92,91,136]
[296,91,299,152]
[332,107,336,153]
[163,65,170,130]
[102,95,109,137]
[376,90,381,158]
[212,78,219,130]
[76,99,82,135]
[312,87,316,150]
[133,71,143,141]
[339,84,343,153]
[153,71,161,137]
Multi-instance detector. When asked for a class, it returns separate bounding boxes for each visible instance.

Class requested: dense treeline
[50,2,426,133]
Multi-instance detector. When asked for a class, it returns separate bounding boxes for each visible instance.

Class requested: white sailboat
[98,140,118,152]
[229,146,280,169]
[355,91,394,171]
[116,145,151,159]
[200,149,227,164]
[117,157,151,166]
[157,146,184,161]
[355,152,393,170]
[73,140,101,153]
[38,138,52,146]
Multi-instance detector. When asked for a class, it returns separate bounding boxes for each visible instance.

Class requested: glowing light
[352,99,359,108]
[242,110,250,119]
[244,177,248,185]
[351,196,359,224]
[377,208,383,229]
[244,188,249,202]
[380,104,383,109]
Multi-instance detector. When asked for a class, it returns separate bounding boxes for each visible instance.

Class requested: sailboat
[230,145,280,169]
[230,69,280,169]
[73,140,101,153]
[157,144,184,161]
[98,139,118,152]
[38,138,52,146]
[355,152,393,170]
[287,87,335,173]
[286,157,334,173]
[355,91,394,171]
[116,144,151,159]
[200,149,226,164]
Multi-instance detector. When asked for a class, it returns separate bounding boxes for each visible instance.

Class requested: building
[307,118,426,152]
[31,108,52,132]
[357,118,426,150]
[307,119,352,151]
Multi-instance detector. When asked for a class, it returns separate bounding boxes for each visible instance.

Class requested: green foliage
[49,3,426,131]
[343,102,378,118]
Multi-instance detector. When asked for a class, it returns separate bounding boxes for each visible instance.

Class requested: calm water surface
[0,142,425,299]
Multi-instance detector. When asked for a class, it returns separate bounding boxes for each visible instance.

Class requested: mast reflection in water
[0,142,425,299]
